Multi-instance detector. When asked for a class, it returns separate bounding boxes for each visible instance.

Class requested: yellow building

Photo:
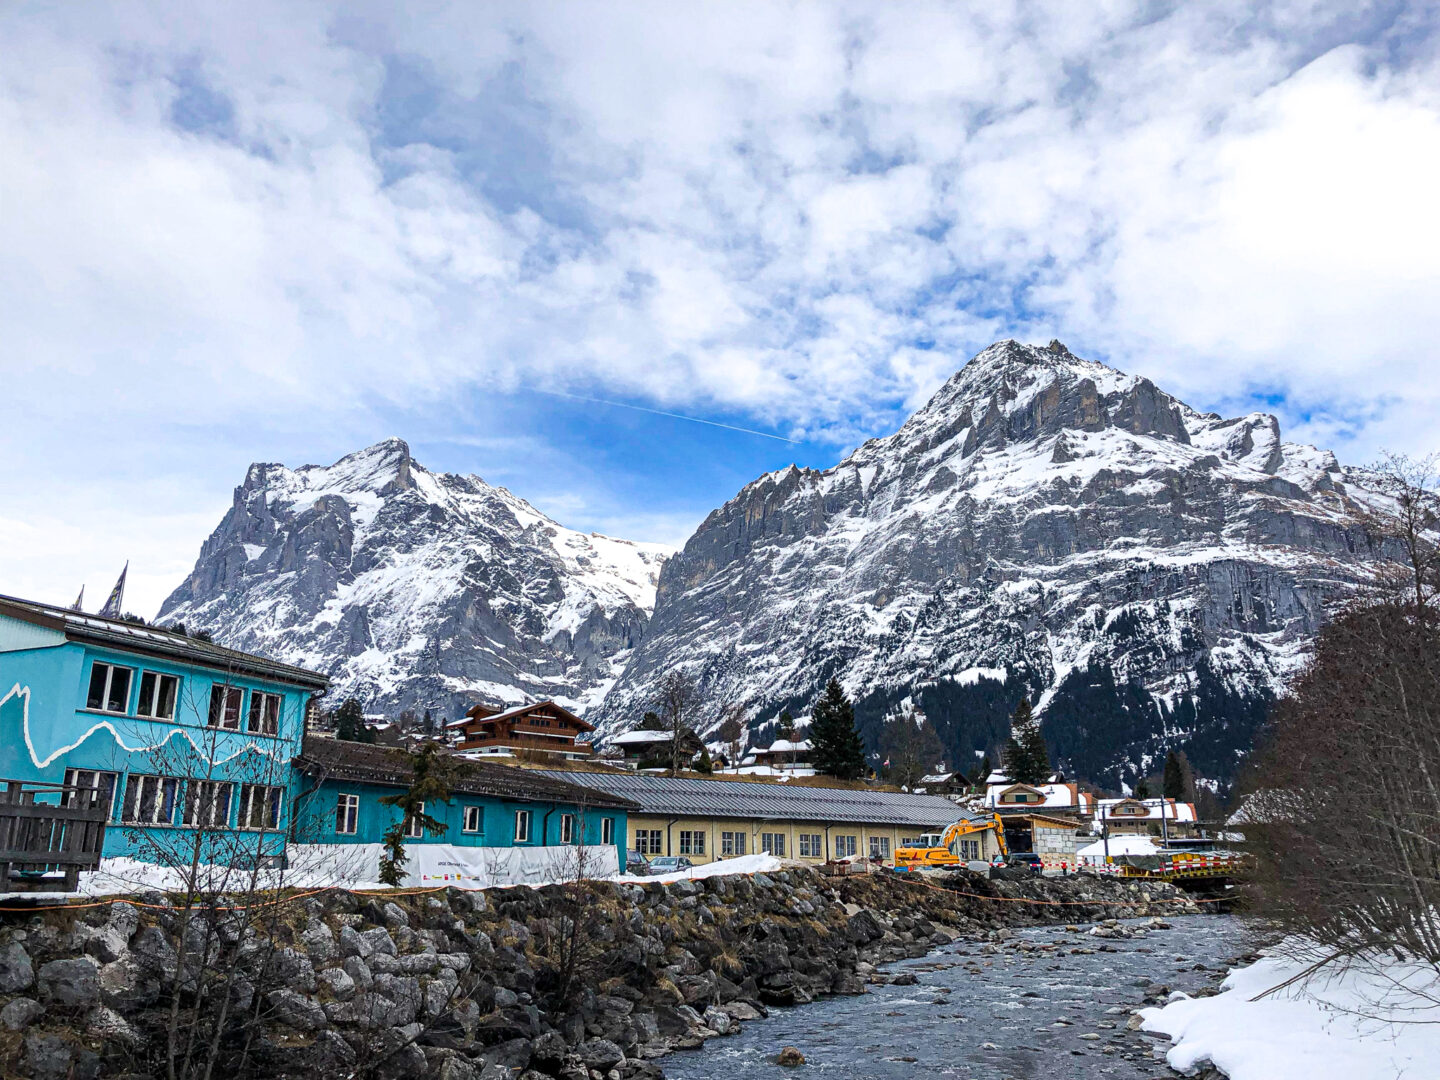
[534,770,999,866]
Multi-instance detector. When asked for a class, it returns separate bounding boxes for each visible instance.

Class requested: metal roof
[296,737,639,811]
[0,594,330,691]
[531,770,978,828]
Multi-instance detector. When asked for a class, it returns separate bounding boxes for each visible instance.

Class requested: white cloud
[2,0,1439,613]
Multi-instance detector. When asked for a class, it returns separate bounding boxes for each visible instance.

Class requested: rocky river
[665,914,1257,1080]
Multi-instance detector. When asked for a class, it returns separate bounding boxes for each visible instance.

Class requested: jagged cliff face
[158,439,669,718]
[597,340,1400,786]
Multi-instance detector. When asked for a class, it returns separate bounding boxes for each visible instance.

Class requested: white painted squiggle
[3,682,290,771]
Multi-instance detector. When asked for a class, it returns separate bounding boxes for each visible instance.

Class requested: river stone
[702,1006,732,1034]
[37,957,100,1007]
[382,902,412,928]
[528,1030,570,1073]
[578,1039,624,1071]
[84,1005,140,1044]
[320,965,357,1001]
[268,988,329,1031]
[24,1034,75,1080]
[776,1046,806,1066]
[1,997,43,1031]
[0,942,35,993]
[302,923,340,962]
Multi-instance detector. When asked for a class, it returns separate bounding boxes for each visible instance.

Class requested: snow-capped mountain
[595,340,1402,787]
[158,438,670,718]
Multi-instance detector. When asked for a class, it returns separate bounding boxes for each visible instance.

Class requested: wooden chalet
[448,701,596,760]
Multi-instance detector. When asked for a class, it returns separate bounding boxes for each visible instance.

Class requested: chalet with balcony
[448,701,595,761]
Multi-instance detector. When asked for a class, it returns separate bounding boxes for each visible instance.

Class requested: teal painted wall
[294,776,625,858]
[0,638,318,858]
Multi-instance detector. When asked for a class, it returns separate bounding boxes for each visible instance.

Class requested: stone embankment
[0,868,1202,1080]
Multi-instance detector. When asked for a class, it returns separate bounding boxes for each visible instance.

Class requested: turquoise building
[292,737,635,854]
[0,593,329,859]
[0,593,634,876]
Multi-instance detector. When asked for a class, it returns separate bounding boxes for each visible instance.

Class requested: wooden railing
[457,733,595,756]
[0,779,110,892]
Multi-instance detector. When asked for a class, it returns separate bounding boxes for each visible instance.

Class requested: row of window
[64,768,283,830]
[640,829,890,860]
[86,661,283,735]
[333,795,615,846]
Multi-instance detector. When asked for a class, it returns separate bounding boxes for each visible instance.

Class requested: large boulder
[0,997,43,1031]
[267,988,330,1032]
[37,957,100,1008]
[0,941,35,993]
[577,1039,624,1071]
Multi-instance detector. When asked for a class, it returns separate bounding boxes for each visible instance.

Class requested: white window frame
[238,784,283,831]
[836,835,857,858]
[601,818,614,845]
[121,773,179,825]
[721,831,736,856]
[182,780,234,828]
[462,805,483,834]
[405,802,426,839]
[678,829,694,855]
[761,832,786,857]
[135,671,180,720]
[336,793,360,835]
[87,662,133,715]
[514,809,532,843]
[560,813,576,844]
[636,828,662,855]
[799,833,822,858]
[64,769,118,815]
[208,685,244,730]
[247,690,282,735]
[870,836,891,859]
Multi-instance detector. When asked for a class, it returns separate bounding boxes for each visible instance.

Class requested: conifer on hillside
[809,678,866,780]
[1002,697,1049,785]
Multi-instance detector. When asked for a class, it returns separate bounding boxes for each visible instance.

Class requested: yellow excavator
[894,813,1009,869]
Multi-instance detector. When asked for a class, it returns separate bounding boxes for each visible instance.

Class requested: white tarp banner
[286,843,619,889]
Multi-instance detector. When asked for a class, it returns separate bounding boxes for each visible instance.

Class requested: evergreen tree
[776,710,797,741]
[1162,750,1185,800]
[879,701,942,789]
[1134,778,1152,799]
[693,745,714,774]
[335,698,373,743]
[1003,698,1049,785]
[377,742,457,886]
[808,678,866,780]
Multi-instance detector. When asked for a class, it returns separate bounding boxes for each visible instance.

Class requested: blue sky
[2,1,1438,615]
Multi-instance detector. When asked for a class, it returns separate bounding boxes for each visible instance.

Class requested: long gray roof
[532,770,978,828]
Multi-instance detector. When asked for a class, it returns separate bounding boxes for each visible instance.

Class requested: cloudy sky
[3,1,1438,616]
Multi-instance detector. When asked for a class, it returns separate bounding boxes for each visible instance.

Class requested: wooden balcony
[0,778,110,892]
[457,733,595,756]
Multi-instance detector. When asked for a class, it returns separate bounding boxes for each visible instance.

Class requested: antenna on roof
[99,562,128,619]
[70,586,85,612]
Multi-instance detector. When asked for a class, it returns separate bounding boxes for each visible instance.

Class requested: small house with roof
[739,738,814,774]
[1094,797,1198,836]
[448,701,596,761]
[608,728,704,769]
[0,593,329,860]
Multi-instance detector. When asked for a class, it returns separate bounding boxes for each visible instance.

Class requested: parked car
[647,856,694,873]
[626,850,651,875]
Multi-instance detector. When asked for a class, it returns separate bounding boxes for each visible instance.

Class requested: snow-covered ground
[616,852,782,883]
[1142,943,1440,1080]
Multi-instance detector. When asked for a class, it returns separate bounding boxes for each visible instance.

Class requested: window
[721,830,748,856]
[560,814,576,844]
[135,672,180,720]
[869,836,891,859]
[760,832,786,857]
[336,794,359,835]
[208,685,244,730]
[835,835,857,858]
[86,662,133,714]
[959,839,980,860]
[405,802,427,839]
[635,829,662,855]
[238,784,283,830]
[63,769,117,815]
[601,818,615,845]
[182,780,234,827]
[248,691,281,735]
[121,774,179,825]
[462,805,483,834]
[679,829,705,855]
[798,833,823,858]
[514,809,532,843]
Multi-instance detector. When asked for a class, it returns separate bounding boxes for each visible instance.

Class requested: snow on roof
[921,772,957,784]
[986,782,1091,810]
[760,739,811,754]
[1097,797,1197,822]
[1077,834,1161,859]
[609,729,673,746]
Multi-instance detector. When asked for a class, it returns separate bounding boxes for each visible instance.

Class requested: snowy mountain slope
[158,438,670,718]
[595,340,1403,787]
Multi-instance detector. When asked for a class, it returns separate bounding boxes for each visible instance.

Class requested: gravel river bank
[663,914,1257,1080]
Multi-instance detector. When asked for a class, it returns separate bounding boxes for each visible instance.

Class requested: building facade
[448,701,597,761]
[292,737,634,855]
[533,770,987,866]
[0,594,329,859]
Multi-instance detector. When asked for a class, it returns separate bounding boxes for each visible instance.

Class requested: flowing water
[663,914,1254,1079]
